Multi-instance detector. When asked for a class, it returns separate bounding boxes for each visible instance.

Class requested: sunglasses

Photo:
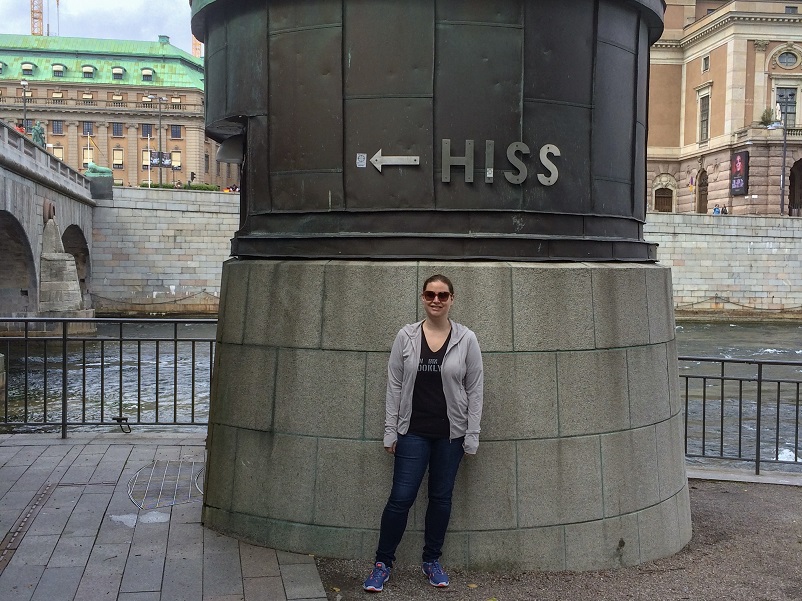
[422,291,451,302]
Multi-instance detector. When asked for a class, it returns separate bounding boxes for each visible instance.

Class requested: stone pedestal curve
[203,260,691,570]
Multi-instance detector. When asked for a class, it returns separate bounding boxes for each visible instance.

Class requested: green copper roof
[0,34,203,89]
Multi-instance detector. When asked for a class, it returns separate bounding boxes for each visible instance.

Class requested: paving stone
[48,535,95,568]
[119,510,171,593]
[73,543,129,600]
[244,576,286,601]
[61,491,112,537]
[0,563,45,601]
[240,543,279,578]
[7,534,59,567]
[30,566,83,601]
[279,563,326,600]
[203,530,243,598]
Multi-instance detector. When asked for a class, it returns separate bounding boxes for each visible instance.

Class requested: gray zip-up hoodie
[384,319,484,454]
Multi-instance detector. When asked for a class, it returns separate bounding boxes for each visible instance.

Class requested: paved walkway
[2,431,801,601]
[0,432,326,601]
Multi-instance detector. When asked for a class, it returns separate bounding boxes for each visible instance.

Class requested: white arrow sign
[370,149,420,172]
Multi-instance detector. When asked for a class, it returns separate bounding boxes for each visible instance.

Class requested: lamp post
[147,94,167,184]
[779,90,796,216]
[20,79,29,133]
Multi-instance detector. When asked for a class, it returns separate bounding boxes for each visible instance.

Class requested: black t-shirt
[408,329,451,438]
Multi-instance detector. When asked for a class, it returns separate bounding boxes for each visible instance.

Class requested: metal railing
[0,318,216,437]
[680,356,802,474]
[2,316,802,476]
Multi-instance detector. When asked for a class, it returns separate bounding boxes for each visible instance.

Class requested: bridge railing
[0,121,91,195]
[1,317,216,437]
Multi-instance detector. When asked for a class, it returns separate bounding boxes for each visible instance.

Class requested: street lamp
[779,89,796,216]
[147,94,167,184]
[20,79,29,133]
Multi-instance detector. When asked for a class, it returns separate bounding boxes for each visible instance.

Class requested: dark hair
[422,274,454,295]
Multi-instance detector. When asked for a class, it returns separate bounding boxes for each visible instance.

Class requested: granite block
[322,262,418,352]
[273,348,366,438]
[517,436,603,527]
[557,349,630,436]
[511,264,595,351]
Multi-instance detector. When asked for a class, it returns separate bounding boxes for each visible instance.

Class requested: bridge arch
[0,211,37,315]
[62,224,91,308]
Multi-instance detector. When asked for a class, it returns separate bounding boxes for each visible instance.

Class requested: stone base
[203,260,691,571]
[88,176,113,200]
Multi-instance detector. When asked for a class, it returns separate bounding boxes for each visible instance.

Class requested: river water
[675,321,802,360]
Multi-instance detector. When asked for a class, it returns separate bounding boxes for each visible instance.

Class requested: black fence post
[61,321,68,439]
[755,362,762,475]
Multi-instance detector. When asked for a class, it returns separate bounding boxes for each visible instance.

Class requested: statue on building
[31,121,45,147]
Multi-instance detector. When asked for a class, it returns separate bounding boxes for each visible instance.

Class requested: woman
[364,274,484,592]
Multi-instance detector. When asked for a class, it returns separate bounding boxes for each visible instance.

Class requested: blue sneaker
[363,562,391,592]
[422,560,449,587]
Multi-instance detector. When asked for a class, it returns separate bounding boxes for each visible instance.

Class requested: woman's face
[421,280,453,320]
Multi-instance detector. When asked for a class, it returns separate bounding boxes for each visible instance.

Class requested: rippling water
[675,321,802,360]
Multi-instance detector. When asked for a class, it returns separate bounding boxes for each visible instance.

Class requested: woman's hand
[384,442,397,455]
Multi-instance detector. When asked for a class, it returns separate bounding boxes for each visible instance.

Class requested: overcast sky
[0,0,195,54]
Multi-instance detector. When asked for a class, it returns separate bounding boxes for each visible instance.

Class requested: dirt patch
[317,479,802,600]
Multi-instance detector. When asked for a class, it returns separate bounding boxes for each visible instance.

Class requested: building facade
[0,34,239,190]
[649,1,802,215]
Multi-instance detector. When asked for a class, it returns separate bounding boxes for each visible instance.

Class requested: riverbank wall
[90,187,238,315]
[88,196,802,319]
[644,213,802,320]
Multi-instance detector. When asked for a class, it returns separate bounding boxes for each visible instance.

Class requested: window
[171,96,181,104]
[142,68,154,82]
[82,121,93,136]
[82,147,94,168]
[786,6,799,14]
[21,62,34,75]
[52,146,64,161]
[112,122,124,137]
[702,56,710,72]
[142,149,150,169]
[52,120,63,135]
[51,91,65,105]
[170,125,182,139]
[51,91,63,98]
[113,148,124,170]
[699,94,710,142]
[113,179,124,186]
[52,64,64,77]
[778,52,799,68]
[204,153,210,173]
[112,67,124,80]
[141,123,153,138]
[778,87,797,128]
[22,119,33,133]
[171,151,182,170]
[217,160,221,176]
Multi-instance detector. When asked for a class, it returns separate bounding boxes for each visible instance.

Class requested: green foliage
[760,107,776,126]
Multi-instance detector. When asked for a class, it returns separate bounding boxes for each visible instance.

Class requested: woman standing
[364,274,484,592]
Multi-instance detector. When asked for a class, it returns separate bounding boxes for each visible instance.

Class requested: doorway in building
[790,159,802,216]
[654,188,673,212]
[696,170,709,213]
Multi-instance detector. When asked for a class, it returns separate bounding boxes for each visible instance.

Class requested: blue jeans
[375,433,464,567]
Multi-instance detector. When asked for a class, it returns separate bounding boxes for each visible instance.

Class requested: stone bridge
[0,121,94,316]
